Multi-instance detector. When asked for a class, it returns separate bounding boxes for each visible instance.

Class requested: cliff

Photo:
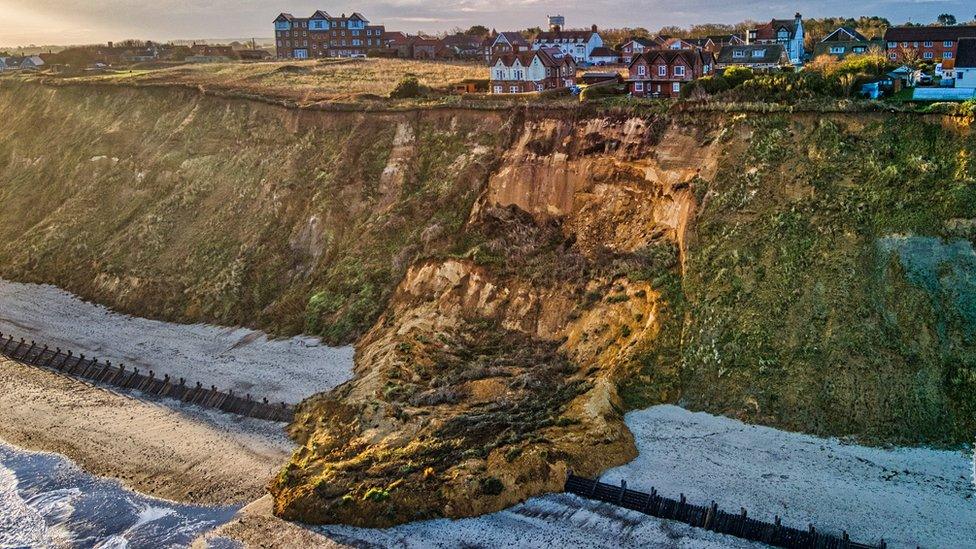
[1,80,973,526]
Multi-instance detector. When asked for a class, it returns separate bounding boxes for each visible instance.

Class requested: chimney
[592,24,598,33]
[107,41,113,48]
[795,12,802,22]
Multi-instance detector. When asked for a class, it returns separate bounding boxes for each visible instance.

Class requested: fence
[0,332,294,423]
[564,474,885,549]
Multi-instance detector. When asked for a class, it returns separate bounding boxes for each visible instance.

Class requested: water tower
[548,15,565,32]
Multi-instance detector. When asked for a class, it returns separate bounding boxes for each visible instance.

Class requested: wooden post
[43,348,60,367]
[618,480,627,504]
[67,354,85,375]
[106,364,125,385]
[81,358,98,378]
[24,341,37,362]
[160,374,172,397]
[704,501,717,530]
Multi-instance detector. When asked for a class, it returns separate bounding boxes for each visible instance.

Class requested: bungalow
[813,27,883,60]
[746,13,804,65]
[490,48,576,94]
[589,47,619,65]
[955,38,976,89]
[627,49,713,98]
[532,25,604,65]
[716,44,789,70]
[1,56,44,71]
[883,25,976,64]
[486,31,530,63]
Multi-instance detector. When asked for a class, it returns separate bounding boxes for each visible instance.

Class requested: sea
[0,440,238,548]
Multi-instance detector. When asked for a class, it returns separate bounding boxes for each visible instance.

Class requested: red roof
[884,25,976,42]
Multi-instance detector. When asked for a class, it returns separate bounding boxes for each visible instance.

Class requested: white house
[954,38,976,88]
[532,24,604,65]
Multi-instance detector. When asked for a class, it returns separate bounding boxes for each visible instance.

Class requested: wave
[0,441,239,548]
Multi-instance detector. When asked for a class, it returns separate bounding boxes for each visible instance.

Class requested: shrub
[680,75,730,99]
[722,66,755,89]
[390,75,423,99]
[479,476,505,496]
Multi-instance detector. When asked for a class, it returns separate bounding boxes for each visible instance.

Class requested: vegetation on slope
[0,81,506,344]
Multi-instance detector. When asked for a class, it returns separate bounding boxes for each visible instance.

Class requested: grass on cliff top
[57,58,486,102]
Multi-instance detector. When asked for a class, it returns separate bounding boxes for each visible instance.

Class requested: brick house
[746,14,804,65]
[620,38,657,64]
[485,32,531,63]
[274,11,386,59]
[627,49,713,98]
[490,48,577,94]
[883,25,976,64]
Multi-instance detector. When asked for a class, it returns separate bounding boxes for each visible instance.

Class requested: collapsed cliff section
[2,81,975,526]
[0,81,508,344]
[270,115,722,526]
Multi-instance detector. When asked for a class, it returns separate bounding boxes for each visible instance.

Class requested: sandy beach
[0,358,293,506]
[0,278,355,405]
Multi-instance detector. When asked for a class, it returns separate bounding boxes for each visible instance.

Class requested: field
[54,58,487,102]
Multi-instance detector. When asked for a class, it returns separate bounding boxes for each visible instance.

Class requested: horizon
[1,0,975,48]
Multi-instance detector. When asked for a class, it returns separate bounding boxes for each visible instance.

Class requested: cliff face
[0,81,507,344]
[2,82,974,526]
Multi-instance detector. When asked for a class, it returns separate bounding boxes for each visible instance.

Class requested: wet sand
[0,358,293,506]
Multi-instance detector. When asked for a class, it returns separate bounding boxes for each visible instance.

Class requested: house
[1,55,44,71]
[486,32,530,63]
[441,33,484,60]
[954,38,976,89]
[716,44,789,70]
[274,11,386,59]
[883,25,976,64]
[812,27,883,60]
[490,48,576,94]
[746,13,804,65]
[627,49,714,98]
[704,34,746,54]
[531,24,604,65]
[589,47,619,65]
[620,38,658,64]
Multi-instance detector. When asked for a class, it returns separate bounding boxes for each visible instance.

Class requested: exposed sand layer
[0,278,355,404]
[602,406,976,548]
[0,358,293,506]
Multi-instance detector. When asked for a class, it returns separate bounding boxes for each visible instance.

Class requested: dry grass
[59,58,486,102]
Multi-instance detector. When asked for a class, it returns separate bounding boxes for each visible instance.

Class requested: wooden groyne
[0,332,294,422]
[564,474,885,549]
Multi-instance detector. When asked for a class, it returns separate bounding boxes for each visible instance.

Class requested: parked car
[917,73,933,85]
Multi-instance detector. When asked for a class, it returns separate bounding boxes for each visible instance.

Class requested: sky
[0,0,974,47]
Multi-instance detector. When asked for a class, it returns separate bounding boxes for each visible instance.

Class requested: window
[901,42,908,47]
[924,51,933,59]
[733,49,745,58]
[674,65,685,76]
[509,85,520,93]
[887,42,897,48]
[672,82,680,93]
[829,46,845,54]
[637,65,646,76]
[924,41,933,48]
[959,72,965,79]
[634,82,644,92]
[944,40,954,47]
[944,52,953,58]
[752,49,765,58]
[493,85,503,94]
[658,65,666,76]
[536,83,544,91]
[853,47,865,53]
[889,53,897,60]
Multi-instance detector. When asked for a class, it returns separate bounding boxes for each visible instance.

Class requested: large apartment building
[883,25,976,63]
[274,10,385,59]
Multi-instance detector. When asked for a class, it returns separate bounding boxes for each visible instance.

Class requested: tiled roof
[589,47,618,58]
[884,26,976,42]
[629,49,704,68]
[822,27,868,42]
[957,38,976,68]
[717,44,786,64]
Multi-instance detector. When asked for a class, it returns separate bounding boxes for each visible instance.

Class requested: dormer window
[733,49,745,58]
[752,49,765,58]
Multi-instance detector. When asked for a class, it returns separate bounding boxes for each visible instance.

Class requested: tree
[937,14,957,26]
[465,25,489,37]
